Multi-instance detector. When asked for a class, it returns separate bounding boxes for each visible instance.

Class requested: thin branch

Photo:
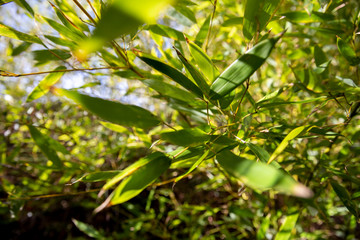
[0,66,127,77]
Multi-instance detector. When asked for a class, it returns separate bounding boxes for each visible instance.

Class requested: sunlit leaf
[210,33,283,99]
[82,171,122,182]
[26,66,66,102]
[243,0,280,40]
[281,11,335,23]
[107,152,170,206]
[268,126,307,164]
[188,41,219,83]
[28,125,63,168]
[0,23,42,44]
[174,149,210,182]
[216,150,313,198]
[274,212,300,240]
[53,88,161,129]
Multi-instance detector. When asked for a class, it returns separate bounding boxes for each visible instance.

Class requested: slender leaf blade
[274,212,300,240]
[0,23,42,44]
[26,66,66,102]
[53,88,161,129]
[210,35,282,99]
[28,125,63,168]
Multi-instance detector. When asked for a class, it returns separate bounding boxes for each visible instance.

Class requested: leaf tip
[292,183,313,198]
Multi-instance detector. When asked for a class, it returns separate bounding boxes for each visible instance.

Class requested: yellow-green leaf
[54,88,161,130]
[26,66,66,102]
[0,23,42,44]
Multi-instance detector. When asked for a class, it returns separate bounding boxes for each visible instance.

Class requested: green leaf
[174,149,210,182]
[216,150,313,198]
[109,152,170,205]
[210,34,282,99]
[99,121,130,134]
[82,171,122,182]
[268,126,307,164]
[281,11,335,23]
[143,79,198,103]
[32,49,72,65]
[188,41,219,83]
[78,0,171,57]
[223,17,244,27]
[72,219,105,239]
[26,66,66,102]
[28,125,63,168]
[0,23,42,44]
[53,88,161,130]
[42,16,83,42]
[139,56,203,98]
[174,48,210,95]
[243,0,280,40]
[246,143,270,163]
[274,212,300,240]
[15,0,34,17]
[11,42,32,56]
[172,3,197,23]
[146,24,187,41]
[195,15,211,46]
[337,38,360,66]
[331,181,359,218]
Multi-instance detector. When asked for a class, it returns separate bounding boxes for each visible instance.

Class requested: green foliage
[0,0,360,239]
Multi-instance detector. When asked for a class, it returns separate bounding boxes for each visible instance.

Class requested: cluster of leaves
[0,0,360,239]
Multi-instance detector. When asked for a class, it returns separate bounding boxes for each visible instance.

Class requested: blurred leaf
[243,0,280,40]
[281,11,335,23]
[223,17,243,27]
[11,42,32,56]
[331,181,359,218]
[72,219,105,239]
[337,38,360,66]
[53,88,161,129]
[268,126,307,164]
[32,49,72,65]
[28,125,63,168]
[26,66,66,102]
[42,16,83,42]
[146,24,187,41]
[15,0,34,16]
[210,34,282,99]
[99,121,130,134]
[195,15,210,46]
[143,79,198,103]
[172,3,196,23]
[216,150,313,198]
[78,0,172,57]
[274,212,300,240]
[0,23,42,44]
[82,171,122,183]
[139,56,203,98]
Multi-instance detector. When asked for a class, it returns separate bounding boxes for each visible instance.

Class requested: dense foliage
[0,0,359,239]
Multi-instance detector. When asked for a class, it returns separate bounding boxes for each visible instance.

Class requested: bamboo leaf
[210,34,282,99]
[174,48,210,95]
[331,181,359,218]
[26,66,66,102]
[78,0,172,57]
[15,0,34,17]
[337,38,360,66]
[72,219,105,239]
[195,15,210,46]
[267,126,306,164]
[146,24,187,41]
[188,41,219,83]
[274,212,300,240]
[109,152,170,205]
[216,150,313,198]
[243,0,280,40]
[174,149,210,182]
[53,88,161,130]
[28,125,63,168]
[0,23,42,44]
[82,171,122,183]
[143,79,198,103]
[139,56,203,98]
[281,11,335,23]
